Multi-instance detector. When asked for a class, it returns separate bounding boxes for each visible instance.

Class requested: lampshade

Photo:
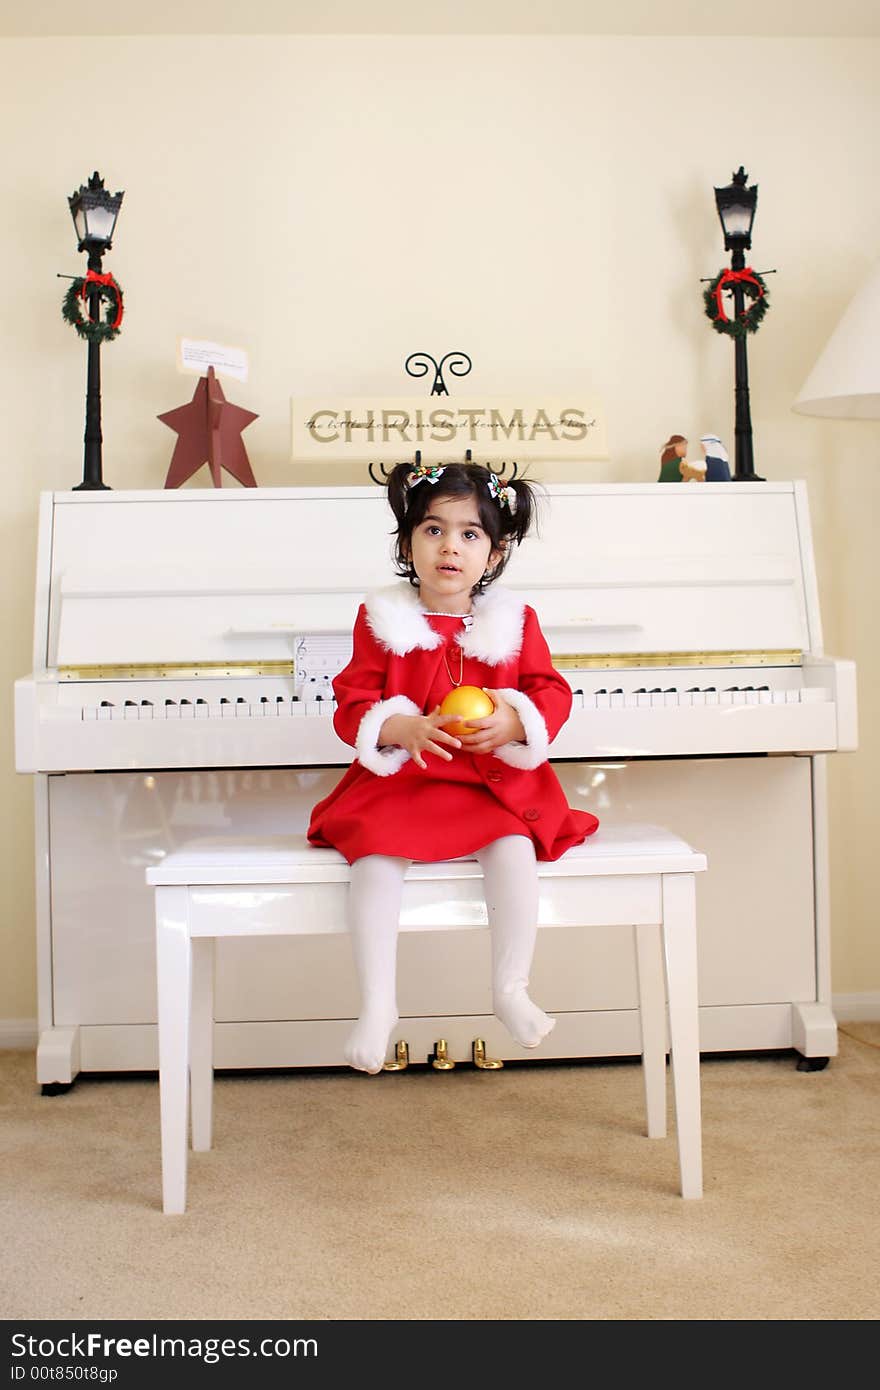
[793,261,880,419]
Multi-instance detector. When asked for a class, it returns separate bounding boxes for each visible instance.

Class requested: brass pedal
[472,1038,504,1070]
[383,1040,409,1071]
[431,1039,456,1071]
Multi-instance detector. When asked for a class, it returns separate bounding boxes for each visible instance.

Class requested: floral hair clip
[487,472,517,513]
[406,461,446,488]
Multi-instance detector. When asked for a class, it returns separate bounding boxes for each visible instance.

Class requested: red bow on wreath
[712,267,765,324]
[80,270,124,329]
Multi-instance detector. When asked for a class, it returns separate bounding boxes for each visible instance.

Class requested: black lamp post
[713,166,763,481]
[68,172,124,490]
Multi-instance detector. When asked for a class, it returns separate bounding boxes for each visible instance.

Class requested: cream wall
[1,34,877,1027]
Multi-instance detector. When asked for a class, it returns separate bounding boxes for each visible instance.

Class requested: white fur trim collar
[364,583,526,666]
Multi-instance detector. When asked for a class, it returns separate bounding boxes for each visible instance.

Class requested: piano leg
[37,1024,81,1091]
[791,1001,838,1068]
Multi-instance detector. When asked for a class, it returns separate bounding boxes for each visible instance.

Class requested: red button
[486,770,502,783]
[523,808,540,822]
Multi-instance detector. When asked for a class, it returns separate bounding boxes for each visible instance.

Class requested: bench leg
[190,937,215,1152]
[661,873,703,1199]
[155,887,193,1215]
[634,922,668,1139]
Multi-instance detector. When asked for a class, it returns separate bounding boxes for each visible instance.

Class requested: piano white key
[220,702,236,718]
[759,690,773,704]
[801,688,828,703]
[97,705,113,720]
[786,690,800,704]
[609,692,624,709]
[123,703,140,720]
[179,703,195,718]
[194,702,209,719]
[234,701,252,717]
[593,693,608,709]
[664,691,679,707]
[745,691,759,705]
[636,693,651,708]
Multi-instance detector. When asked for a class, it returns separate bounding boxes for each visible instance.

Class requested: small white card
[177,338,249,383]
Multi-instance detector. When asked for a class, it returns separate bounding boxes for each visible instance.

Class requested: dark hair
[386,461,539,591]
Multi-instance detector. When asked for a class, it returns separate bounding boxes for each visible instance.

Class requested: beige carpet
[2,1028,879,1321]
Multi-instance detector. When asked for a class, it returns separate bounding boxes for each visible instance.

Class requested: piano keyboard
[73,681,831,721]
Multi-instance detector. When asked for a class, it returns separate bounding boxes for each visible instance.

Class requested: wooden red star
[158,366,259,488]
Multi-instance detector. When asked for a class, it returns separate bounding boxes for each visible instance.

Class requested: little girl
[307,460,599,1073]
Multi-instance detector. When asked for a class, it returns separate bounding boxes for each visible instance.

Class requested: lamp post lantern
[713,166,763,481]
[67,171,124,490]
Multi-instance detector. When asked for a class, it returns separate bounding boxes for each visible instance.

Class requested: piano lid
[41,483,819,673]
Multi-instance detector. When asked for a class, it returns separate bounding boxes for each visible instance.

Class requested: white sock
[477,835,556,1049]
[344,854,408,1074]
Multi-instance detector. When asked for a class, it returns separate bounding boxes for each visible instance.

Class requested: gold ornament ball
[439,685,495,737]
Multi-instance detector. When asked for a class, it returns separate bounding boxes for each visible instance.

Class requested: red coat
[307,583,598,863]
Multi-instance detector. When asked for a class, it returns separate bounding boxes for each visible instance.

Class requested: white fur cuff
[491,688,550,771]
[355,694,421,776]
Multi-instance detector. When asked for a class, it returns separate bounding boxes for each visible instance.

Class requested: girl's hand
[454,690,526,755]
[379,708,462,770]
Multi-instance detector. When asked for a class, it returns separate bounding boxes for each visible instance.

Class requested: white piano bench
[146,825,707,1214]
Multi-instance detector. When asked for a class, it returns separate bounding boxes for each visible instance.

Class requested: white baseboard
[1,995,877,1053]
[0,1019,38,1049]
[831,992,880,1023]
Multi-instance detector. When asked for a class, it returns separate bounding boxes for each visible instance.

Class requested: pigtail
[502,476,537,547]
[385,461,413,529]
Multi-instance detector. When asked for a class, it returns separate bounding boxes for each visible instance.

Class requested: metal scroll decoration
[368,449,518,486]
[405,351,472,396]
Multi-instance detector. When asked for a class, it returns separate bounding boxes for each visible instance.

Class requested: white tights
[344,835,555,1074]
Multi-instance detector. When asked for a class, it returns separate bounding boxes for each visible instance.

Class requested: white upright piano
[14,482,858,1087]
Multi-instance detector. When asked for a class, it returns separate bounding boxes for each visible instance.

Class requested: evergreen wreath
[703,267,769,339]
[61,271,124,344]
